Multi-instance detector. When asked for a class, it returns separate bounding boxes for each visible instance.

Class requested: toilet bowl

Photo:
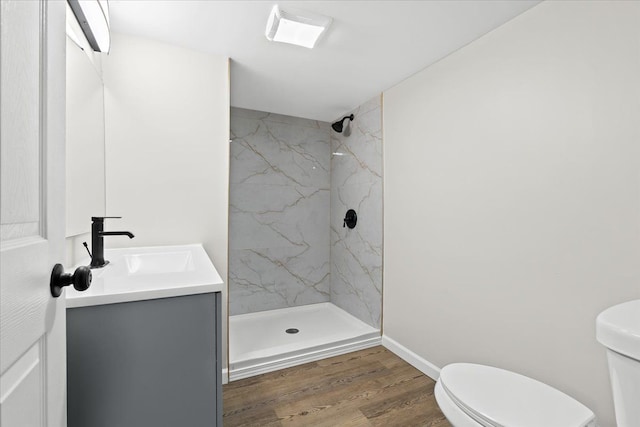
[435,363,596,427]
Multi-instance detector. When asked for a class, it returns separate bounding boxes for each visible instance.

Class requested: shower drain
[285,328,299,334]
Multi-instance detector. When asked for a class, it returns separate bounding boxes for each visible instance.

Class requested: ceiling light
[67,0,111,53]
[265,5,332,49]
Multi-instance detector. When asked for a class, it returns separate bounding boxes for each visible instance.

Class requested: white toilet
[596,299,640,427]
[435,363,596,427]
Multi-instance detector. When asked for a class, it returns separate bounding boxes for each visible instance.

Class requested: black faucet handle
[91,216,122,221]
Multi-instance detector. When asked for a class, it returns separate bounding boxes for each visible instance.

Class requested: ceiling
[109,1,541,122]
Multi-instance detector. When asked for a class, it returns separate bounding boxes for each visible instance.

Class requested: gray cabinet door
[67,292,222,427]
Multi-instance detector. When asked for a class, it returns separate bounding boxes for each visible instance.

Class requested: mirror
[65,36,106,237]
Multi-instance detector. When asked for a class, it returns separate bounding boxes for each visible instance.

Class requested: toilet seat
[437,363,595,427]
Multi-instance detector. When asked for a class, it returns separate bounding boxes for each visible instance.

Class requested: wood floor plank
[225,356,386,416]
[274,364,391,423]
[275,363,426,422]
[278,405,372,427]
[223,346,451,427]
[222,407,282,427]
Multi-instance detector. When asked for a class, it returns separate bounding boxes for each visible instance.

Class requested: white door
[1,1,67,426]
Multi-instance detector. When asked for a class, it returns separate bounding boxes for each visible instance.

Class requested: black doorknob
[50,264,92,298]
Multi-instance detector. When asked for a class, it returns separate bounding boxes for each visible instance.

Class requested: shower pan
[229,303,379,380]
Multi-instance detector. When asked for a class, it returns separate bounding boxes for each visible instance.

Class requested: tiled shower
[329,96,383,329]
[229,108,332,314]
[228,96,382,378]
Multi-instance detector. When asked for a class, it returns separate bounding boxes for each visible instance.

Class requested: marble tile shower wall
[330,96,383,328]
[229,108,331,315]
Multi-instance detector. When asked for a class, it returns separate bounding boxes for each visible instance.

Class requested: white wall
[383,2,640,426]
[103,33,230,371]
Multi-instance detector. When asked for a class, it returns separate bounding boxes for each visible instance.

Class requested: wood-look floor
[223,346,451,427]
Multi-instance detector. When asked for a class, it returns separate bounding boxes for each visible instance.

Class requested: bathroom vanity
[65,244,224,427]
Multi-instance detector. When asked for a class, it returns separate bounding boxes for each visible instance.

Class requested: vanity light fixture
[67,0,111,53]
[265,5,332,49]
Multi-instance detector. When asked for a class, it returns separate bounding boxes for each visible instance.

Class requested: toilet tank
[604,348,640,427]
[596,299,640,427]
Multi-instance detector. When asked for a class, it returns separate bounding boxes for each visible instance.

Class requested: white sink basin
[66,244,223,308]
[124,251,195,275]
[597,299,640,360]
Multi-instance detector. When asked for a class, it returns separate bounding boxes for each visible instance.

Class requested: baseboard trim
[222,368,229,385]
[229,335,382,382]
[382,335,441,381]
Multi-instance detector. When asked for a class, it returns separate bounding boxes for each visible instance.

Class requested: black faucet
[90,217,135,269]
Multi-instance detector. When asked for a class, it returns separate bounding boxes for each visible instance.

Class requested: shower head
[331,114,354,133]
[343,119,352,136]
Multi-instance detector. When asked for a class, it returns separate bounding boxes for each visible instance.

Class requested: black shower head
[331,114,355,133]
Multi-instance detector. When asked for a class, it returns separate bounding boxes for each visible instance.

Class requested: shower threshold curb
[229,334,381,381]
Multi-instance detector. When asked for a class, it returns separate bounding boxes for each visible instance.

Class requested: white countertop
[66,244,224,308]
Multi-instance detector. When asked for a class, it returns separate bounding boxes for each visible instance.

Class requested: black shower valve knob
[343,209,357,229]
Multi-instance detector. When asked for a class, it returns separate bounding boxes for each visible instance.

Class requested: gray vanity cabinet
[66,292,222,427]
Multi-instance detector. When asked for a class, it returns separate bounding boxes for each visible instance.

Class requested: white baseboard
[222,368,229,385]
[382,335,441,381]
